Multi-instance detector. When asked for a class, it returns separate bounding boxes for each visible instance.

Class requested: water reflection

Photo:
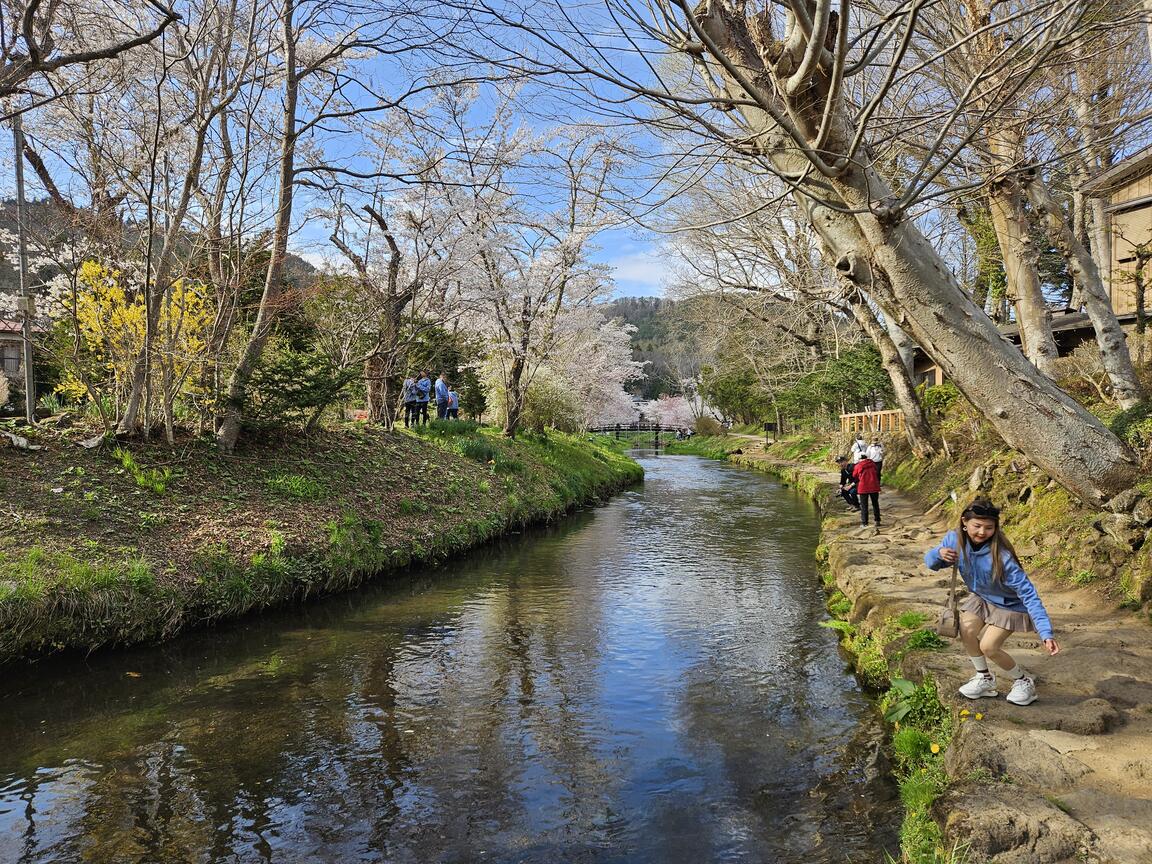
[0,455,896,863]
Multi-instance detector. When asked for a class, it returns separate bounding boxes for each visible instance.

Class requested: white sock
[969,656,990,674]
[1005,664,1026,680]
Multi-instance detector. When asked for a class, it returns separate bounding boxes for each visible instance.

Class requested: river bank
[692,436,1152,864]
[0,421,642,666]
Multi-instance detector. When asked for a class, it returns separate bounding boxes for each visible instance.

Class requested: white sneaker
[1006,676,1037,706]
[959,673,998,699]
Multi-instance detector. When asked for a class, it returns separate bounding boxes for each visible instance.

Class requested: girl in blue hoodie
[924,498,1060,706]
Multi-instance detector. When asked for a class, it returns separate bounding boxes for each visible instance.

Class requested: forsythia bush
[55,261,212,406]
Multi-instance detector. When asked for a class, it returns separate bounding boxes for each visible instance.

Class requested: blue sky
[591,229,669,298]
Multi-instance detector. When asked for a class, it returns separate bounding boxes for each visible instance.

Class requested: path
[731,443,1152,864]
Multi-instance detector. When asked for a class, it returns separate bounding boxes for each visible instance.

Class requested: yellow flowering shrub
[55,261,212,407]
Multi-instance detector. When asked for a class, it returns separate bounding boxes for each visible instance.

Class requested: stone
[1131,497,1152,527]
[935,785,1094,864]
[946,723,1091,788]
[1017,485,1032,503]
[1094,675,1152,710]
[969,465,987,492]
[1107,487,1144,514]
[1041,698,1122,736]
[1094,514,1145,550]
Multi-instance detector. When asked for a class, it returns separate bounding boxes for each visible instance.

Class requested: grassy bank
[0,419,642,665]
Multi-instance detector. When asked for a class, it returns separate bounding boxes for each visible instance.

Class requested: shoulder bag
[935,559,960,639]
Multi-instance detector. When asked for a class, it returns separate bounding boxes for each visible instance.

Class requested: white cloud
[601,246,671,298]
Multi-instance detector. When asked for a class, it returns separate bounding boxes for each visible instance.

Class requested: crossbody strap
[949,552,959,605]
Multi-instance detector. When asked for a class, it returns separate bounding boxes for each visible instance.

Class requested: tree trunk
[882,314,917,378]
[503,353,526,437]
[846,293,936,458]
[986,174,1060,376]
[1022,170,1144,408]
[216,0,297,453]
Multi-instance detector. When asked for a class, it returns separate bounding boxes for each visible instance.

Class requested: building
[913,148,1152,389]
[1082,144,1152,317]
[1,319,24,380]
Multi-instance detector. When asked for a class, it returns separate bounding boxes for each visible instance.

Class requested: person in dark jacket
[852,454,881,527]
[834,455,859,510]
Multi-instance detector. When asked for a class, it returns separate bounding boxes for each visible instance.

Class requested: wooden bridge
[587,422,691,443]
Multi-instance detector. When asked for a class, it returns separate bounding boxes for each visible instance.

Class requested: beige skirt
[960,594,1036,633]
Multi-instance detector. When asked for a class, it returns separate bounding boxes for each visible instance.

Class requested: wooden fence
[840,410,906,434]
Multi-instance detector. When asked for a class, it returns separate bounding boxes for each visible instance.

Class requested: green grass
[1,426,642,665]
[265,472,327,500]
[662,435,749,459]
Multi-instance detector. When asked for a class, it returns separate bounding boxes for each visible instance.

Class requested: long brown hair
[957,497,1019,585]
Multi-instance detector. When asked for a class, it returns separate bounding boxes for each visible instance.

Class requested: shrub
[457,436,498,463]
[695,416,724,436]
[111,446,173,494]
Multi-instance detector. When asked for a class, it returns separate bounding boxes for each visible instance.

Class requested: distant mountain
[603,296,700,399]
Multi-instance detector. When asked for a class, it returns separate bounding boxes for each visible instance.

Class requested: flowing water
[0,453,897,863]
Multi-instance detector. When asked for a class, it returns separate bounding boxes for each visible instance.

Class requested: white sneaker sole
[959,688,999,699]
[1007,693,1037,706]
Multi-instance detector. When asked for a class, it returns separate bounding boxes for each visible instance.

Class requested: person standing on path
[852,453,881,527]
[850,433,867,464]
[401,371,419,428]
[415,371,432,426]
[924,498,1060,706]
[834,455,859,510]
[447,386,460,420]
[435,372,451,420]
[866,439,885,483]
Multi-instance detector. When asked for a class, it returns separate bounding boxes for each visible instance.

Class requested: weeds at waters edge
[819,586,954,863]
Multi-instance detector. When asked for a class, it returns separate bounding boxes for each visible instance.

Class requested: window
[1,342,21,375]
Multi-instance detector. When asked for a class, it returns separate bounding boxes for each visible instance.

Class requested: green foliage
[698,365,772,424]
[695,416,724,436]
[891,726,933,770]
[265,472,327,500]
[921,382,960,419]
[895,611,928,629]
[246,343,353,427]
[905,629,947,652]
[111,446,173,494]
[775,344,893,422]
[1109,401,1152,448]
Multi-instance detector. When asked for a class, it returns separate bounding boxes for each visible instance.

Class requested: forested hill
[603,296,699,400]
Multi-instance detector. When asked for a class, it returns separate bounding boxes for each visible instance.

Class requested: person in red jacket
[852,454,881,527]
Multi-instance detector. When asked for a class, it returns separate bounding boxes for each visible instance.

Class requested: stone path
[731,444,1152,864]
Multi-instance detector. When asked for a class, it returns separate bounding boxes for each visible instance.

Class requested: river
[0,453,897,863]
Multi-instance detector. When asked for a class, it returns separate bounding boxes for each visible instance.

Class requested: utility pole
[13,111,35,423]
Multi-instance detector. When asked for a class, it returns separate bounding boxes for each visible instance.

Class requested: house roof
[1081,145,1152,196]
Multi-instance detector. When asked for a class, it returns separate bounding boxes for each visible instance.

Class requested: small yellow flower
[930,743,941,754]
[975,712,984,721]
[959,709,970,717]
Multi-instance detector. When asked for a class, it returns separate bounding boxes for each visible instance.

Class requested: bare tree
[454,0,1145,501]
[0,0,178,105]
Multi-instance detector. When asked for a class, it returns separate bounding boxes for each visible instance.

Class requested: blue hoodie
[925,529,1053,640]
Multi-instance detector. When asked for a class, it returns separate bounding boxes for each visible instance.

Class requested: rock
[1094,675,1152,709]
[1107,487,1144,514]
[1132,498,1152,527]
[1095,514,1145,551]
[969,465,988,492]
[1017,485,1032,503]
[935,784,1094,863]
[1015,541,1040,558]
[946,723,1091,788]
[1,430,42,450]
[1041,698,1123,736]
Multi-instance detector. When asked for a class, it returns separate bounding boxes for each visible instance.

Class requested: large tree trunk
[692,5,1139,505]
[846,292,936,458]
[503,352,526,437]
[1022,170,1144,408]
[986,173,1060,376]
[216,0,297,453]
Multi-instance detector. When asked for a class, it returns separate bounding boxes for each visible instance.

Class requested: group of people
[835,433,885,527]
[832,435,1060,707]
[400,371,460,427]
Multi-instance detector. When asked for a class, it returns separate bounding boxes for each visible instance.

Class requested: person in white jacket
[850,434,867,464]
[866,440,885,483]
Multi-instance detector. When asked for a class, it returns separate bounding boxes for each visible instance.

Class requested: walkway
[731,442,1152,864]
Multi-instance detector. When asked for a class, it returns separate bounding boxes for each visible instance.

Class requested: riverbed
[0,453,896,863]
